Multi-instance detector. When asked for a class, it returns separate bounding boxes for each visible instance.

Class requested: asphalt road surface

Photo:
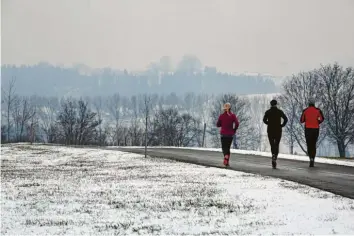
[118,148,354,199]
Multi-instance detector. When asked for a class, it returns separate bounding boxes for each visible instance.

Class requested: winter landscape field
[1,144,354,235]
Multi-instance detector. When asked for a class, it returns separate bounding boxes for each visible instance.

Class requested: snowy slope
[1,144,354,235]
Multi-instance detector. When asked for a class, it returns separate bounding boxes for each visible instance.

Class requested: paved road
[118,148,354,199]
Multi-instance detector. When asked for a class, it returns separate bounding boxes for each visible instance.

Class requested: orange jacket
[300,106,324,129]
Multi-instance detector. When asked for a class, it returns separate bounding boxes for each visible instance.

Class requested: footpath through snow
[112,146,354,167]
[1,144,354,235]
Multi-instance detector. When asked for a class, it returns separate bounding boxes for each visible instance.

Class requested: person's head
[270,99,277,107]
[223,102,231,112]
[308,98,315,107]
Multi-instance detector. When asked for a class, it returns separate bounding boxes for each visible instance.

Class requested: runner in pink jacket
[216,103,239,166]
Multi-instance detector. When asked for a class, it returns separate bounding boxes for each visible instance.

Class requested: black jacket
[263,106,288,133]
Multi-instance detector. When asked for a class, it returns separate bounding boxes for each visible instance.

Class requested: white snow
[113,146,354,167]
[1,144,354,235]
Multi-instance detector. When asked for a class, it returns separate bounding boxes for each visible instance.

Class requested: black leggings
[305,128,319,159]
[268,131,282,158]
[221,136,233,156]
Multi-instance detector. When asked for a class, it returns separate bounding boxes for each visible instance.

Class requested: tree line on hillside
[2,63,353,157]
[1,60,277,97]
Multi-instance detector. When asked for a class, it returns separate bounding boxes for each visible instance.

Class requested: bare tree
[2,77,17,142]
[278,95,297,154]
[107,94,122,146]
[281,71,327,154]
[183,92,196,112]
[27,108,39,144]
[93,96,105,146]
[141,94,153,157]
[150,108,201,147]
[75,99,101,145]
[316,64,354,157]
[56,98,101,145]
[128,124,143,146]
[101,123,111,146]
[200,94,214,147]
[11,96,21,141]
[210,94,257,150]
[58,99,77,145]
[1,125,6,142]
[249,95,269,151]
[128,95,142,146]
[151,108,179,146]
[175,113,202,147]
[39,100,58,143]
[121,127,130,146]
[10,96,36,142]
[186,93,211,147]
[19,98,36,141]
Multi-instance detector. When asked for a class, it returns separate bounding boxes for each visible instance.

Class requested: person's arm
[318,109,324,124]
[233,114,239,132]
[281,110,288,127]
[263,111,269,125]
[216,115,222,127]
[300,109,306,123]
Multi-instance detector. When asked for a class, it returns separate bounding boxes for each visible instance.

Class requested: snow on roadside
[112,146,354,167]
[1,144,354,235]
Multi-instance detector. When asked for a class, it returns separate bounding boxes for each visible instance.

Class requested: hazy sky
[2,0,354,76]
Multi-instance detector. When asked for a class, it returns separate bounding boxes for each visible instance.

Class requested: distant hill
[1,63,279,97]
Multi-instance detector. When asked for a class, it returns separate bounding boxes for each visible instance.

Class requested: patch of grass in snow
[104,222,133,230]
[117,165,149,170]
[17,183,40,188]
[333,202,354,211]
[11,145,45,152]
[317,214,338,222]
[199,230,241,235]
[131,224,162,234]
[240,173,254,177]
[61,160,97,167]
[32,150,60,155]
[25,219,71,227]
[106,194,258,216]
[279,181,335,199]
[30,160,42,165]
[279,181,308,190]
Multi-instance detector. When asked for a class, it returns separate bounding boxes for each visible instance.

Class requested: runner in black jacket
[263,99,288,168]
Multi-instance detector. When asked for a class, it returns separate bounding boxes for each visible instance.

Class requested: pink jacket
[216,111,239,136]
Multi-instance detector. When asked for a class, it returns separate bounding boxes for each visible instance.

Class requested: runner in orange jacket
[300,99,324,167]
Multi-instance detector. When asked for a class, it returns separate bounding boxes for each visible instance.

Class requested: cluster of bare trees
[56,99,102,145]
[280,63,354,157]
[2,79,38,143]
[1,82,205,147]
[149,108,202,146]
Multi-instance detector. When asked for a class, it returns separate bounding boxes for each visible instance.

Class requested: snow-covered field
[113,146,354,167]
[1,144,354,235]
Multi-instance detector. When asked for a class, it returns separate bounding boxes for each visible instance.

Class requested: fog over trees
[1,56,278,97]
